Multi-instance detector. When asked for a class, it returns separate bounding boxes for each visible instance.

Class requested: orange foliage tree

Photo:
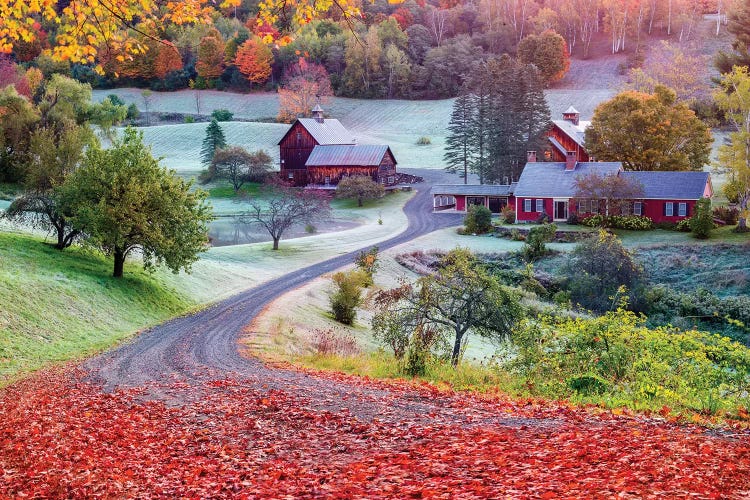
[154,42,184,79]
[235,38,273,85]
[196,31,226,81]
[277,58,333,122]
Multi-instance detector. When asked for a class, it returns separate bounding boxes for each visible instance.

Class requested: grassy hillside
[98,85,616,170]
[0,232,194,382]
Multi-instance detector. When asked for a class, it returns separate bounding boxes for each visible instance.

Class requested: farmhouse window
[633,202,643,216]
[524,199,532,212]
[535,199,543,212]
[577,200,588,213]
[665,202,674,217]
[590,200,599,214]
[678,202,687,217]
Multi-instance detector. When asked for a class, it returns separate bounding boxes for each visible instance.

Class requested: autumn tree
[714,66,750,232]
[211,146,272,193]
[0,86,39,183]
[196,30,226,82]
[154,41,184,79]
[277,58,333,122]
[59,128,211,278]
[235,37,274,85]
[574,171,645,217]
[626,41,708,103]
[335,175,385,206]
[517,30,570,86]
[383,43,411,98]
[200,119,227,168]
[342,26,382,96]
[373,248,524,367]
[240,179,330,250]
[585,86,712,172]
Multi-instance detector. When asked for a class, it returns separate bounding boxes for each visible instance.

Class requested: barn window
[665,202,674,217]
[535,199,543,212]
[296,131,301,144]
[324,176,330,185]
[633,202,643,216]
[388,176,395,184]
[524,199,531,212]
[678,202,687,217]
[288,172,294,179]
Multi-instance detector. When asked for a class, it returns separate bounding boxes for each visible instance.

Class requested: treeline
[4,0,727,101]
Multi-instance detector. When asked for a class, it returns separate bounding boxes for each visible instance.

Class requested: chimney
[563,106,580,126]
[527,150,537,163]
[312,104,324,124]
[565,151,577,171]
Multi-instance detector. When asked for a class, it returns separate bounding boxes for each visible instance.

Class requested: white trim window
[633,201,643,216]
[678,202,687,217]
[590,199,599,214]
[665,202,674,217]
[535,199,544,212]
[524,199,532,212]
[578,199,588,213]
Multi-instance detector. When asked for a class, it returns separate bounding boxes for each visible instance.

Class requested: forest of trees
[0,0,731,103]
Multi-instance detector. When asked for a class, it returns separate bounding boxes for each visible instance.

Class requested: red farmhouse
[513,161,712,223]
[277,105,398,187]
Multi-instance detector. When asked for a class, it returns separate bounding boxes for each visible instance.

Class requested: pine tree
[443,92,476,184]
[200,119,227,168]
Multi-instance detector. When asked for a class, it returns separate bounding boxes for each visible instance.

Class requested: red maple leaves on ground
[1,368,749,498]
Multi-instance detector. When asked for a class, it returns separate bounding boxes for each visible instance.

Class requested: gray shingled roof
[296,118,356,145]
[305,145,393,166]
[552,119,591,148]
[621,171,711,200]
[430,184,515,196]
[564,106,579,114]
[514,162,623,197]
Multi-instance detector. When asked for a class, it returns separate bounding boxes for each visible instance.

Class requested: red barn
[548,106,590,163]
[277,105,398,187]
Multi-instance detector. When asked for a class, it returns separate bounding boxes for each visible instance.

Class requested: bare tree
[574,171,645,217]
[240,179,331,250]
[212,147,272,193]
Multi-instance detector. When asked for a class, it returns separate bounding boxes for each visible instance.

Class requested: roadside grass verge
[0,232,194,384]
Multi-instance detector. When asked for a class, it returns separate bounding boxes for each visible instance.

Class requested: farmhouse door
[554,200,568,221]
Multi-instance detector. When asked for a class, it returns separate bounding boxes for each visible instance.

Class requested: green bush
[329,270,367,325]
[416,136,431,145]
[126,103,139,120]
[690,198,713,239]
[508,309,750,415]
[184,115,195,123]
[211,109,234,121]
[675,218,692,232]
[522,223,557,262]
[581,214,653,230]
[464,205,493,234]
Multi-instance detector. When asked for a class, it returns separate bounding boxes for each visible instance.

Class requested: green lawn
[207,182,262,199]
[0,232,194,383]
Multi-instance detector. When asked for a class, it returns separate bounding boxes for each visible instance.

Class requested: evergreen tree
[715,2,750,74]
[443,92,476,184]
[200,119,227,168]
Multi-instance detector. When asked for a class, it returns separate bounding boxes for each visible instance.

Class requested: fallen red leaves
[1,368,749,498]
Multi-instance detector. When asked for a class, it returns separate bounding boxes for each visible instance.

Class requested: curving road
[86,169,466,412]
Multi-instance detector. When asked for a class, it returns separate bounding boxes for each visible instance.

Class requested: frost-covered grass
[99,88,620,170]
[0,232,193,383]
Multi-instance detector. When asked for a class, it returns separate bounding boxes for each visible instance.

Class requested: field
[0,231,193,381]
[96,84,616,171]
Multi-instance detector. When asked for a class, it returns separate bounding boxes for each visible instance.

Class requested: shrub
[690,198,713,239]
[562,231,642,312]
[464,205,493,234]
[522,223,557,262]
[581,214,653,230]
[354,246,379,287]
[126,103,139,120]
[106,94,125,106]
[675,218,692,232]
[501,205,516,224]
[329,270,367,325]
[536,211,551,224]
[508,309,750,415]
[713,205,739,225]
[312,328,359,356]
[416,136,431,145]
[184,115,195,123]
[211,109,234,121]
[566,212,579,225]
[510,228,525,241]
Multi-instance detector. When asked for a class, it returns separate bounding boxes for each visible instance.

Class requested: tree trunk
[357,195,363,207]
[113,247,125,278]
[450,330,463,367]
[272,237,280,250]
[55,227,66,250]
